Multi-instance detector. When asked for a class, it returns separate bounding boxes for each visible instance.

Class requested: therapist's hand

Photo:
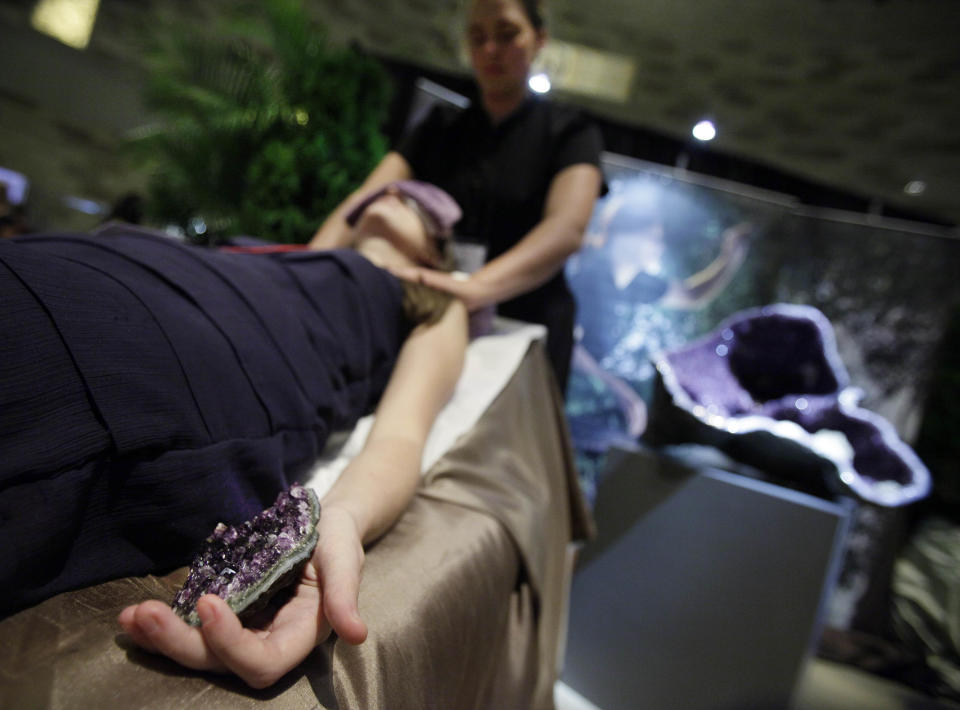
[388,265,496,312]
[118,505,368,689]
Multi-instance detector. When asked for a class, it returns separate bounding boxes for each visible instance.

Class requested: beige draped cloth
[0,343,593,710]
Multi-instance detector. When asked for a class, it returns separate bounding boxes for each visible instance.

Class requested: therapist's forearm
[470,215,584,304]
[310,200,361,249]
[468,162,601,305]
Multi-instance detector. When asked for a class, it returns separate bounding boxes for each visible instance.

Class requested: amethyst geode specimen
[172,484,321,626]
[647,304,931,507]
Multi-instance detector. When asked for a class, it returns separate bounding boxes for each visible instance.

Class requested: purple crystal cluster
[653,304,931,507]
[172,484,320,625]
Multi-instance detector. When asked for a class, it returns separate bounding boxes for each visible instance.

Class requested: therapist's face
[466,0,545,97]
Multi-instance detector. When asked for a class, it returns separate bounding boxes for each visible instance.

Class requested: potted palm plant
[132,0,391,243]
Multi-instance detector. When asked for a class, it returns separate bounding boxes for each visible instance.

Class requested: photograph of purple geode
[172,484,321,626]
[650,304,931,507]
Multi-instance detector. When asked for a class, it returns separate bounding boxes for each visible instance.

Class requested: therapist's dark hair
[519,0,545,29]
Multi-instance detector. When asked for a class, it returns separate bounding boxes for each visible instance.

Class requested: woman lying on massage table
[0,181,467,689]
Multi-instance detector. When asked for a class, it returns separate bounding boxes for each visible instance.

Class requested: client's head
[347,180,461,270]
[347,181,462,325]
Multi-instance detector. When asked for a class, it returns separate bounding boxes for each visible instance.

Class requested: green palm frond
[131,0,390,243]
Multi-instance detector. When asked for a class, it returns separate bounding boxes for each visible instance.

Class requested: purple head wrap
[345,180,462,239]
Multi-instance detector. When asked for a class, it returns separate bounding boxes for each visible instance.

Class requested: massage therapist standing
[311,0,604,390]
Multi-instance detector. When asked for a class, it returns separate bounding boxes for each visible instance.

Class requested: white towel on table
[305,319,546,498]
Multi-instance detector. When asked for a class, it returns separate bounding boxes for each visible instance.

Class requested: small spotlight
[692,119,716,142]
[528,73,551,94]
[904,180,926,196]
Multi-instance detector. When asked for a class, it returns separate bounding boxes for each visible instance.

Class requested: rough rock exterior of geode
[172,484,321,626]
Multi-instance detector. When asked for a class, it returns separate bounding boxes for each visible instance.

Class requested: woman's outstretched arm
[321,298,468,544]
[118,299,468,689]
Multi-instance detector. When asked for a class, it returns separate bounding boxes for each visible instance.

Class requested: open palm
[118,505,368,689]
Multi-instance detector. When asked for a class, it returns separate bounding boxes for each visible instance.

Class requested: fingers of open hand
[118,604,157,653]
[118,600,228,673]
[386,264,423,283]
[387,265,491,310]
[194,592,321,690]
[119,576,329,690]
[422,272,485,309]
[316,514,368,645]
[390,265,447,292]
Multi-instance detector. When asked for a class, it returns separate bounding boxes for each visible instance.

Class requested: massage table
[0,323,593,710]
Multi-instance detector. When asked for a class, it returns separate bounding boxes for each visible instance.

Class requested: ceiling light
[529,40,636,103]
[31,0,100,49]
[903,180,926,196]
[692,120,717,142]
[528,73,551,94]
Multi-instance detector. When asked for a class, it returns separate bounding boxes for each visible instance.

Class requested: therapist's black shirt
[398,95,603,388]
